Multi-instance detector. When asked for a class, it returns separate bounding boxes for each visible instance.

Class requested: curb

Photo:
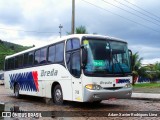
[131,93,160,100]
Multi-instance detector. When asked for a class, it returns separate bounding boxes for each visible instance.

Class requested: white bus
[0,72,4,85]
[4,34,132,104]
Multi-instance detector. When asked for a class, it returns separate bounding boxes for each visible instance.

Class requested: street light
[71,0,75,34]
[59,24,63,38]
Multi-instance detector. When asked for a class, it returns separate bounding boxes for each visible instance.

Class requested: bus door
[71,51,82,101]
[66,50,82,101]
[65,39,82,101]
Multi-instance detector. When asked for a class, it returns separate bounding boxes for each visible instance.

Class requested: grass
[133,83,160,88]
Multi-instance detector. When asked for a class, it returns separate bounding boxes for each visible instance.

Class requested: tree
[67,25,88,34]
[75,25,88,34]
[144,62,160,82]
[132,52,143,85]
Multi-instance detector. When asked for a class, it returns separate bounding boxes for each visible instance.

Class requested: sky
[0,0,160,64]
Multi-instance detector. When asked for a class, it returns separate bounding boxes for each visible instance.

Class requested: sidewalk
[131,87,160,100]
[132,93,160,100]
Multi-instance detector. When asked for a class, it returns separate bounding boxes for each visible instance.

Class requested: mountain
[0,39,32,70]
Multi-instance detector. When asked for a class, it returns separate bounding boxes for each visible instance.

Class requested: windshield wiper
[113,55,125,76]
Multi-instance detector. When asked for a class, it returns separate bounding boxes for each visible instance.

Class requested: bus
[0,72,4,85]
[4,34,132,104]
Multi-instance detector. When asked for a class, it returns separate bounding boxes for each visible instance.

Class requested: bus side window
[34,50,40,65]
[40,47,47,64]
[8,58,14,70]
[48,45,56,63]
[66,38,81,78]
[24,53,29,67]
[72,38,80,49]
[66,39,80,51]
[71,51,81,77]
[18,55,23,68]
[15,55,23,69]
[66,53,71,72]
[28,52,34,66]
[15,56,18,69]
[55,42,64,63]
[5,59,8,70]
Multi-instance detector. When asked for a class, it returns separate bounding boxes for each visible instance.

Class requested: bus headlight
[85,84,102,90]
[124,83,132,88]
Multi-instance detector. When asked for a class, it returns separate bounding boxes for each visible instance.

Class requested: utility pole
[59,24,63,38]
[71,0,75,34]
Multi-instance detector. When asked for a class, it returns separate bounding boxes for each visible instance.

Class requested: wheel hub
[55,89,61,102]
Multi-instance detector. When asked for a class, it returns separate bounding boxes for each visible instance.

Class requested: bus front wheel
[14,83,21,99]
[53,85,63,105]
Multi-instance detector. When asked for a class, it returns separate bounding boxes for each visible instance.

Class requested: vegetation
[131,52,160,84]
[0,40,32,70]
[131,52,143,85]
[67,25,88,34]
[133,83,160,88]
[75,25,88,34]
[143,63,160,82]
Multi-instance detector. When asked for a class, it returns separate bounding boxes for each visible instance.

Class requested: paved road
[0,85,160,120]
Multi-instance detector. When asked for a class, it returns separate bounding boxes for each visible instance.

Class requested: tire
[93,100,102,104]
[53,85,63,105]
[14,83,21,99]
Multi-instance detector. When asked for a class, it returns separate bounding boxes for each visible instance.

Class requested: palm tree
[132,52,143,85]
[67,25,88,34]
[75,25,88,34]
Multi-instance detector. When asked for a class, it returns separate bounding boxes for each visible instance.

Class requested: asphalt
[132,93,160,100]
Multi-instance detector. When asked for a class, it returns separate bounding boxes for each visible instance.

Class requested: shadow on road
[7,95,127,110]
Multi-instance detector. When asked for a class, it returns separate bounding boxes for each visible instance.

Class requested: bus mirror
[128,49,133,70]
[82,47,88,66]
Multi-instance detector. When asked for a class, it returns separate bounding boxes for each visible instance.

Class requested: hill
[0,40,32,70]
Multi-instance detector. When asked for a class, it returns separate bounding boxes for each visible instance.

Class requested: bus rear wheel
[14,83,21,99]
[53,85,63,105]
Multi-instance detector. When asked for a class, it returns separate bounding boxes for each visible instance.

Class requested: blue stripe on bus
[9,71,39,92]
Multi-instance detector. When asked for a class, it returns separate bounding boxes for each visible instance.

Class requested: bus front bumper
[83,87,132,102]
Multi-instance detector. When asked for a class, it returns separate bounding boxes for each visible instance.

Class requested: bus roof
[5,34,127,59]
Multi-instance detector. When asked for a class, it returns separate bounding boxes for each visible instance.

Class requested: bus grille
[103,87,123,90]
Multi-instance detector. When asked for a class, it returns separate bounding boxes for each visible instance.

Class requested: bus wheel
[93,100,102,104]
[53,85,63,105]
[15,83,21,99]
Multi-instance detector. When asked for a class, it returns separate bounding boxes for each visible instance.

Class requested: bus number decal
[75,90,79,94]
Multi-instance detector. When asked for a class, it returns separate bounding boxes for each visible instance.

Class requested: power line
[81,0,159,33]
[113,0,160,23]
[123,0,160,20]
[101,0,160,27]
[0,27,57,34]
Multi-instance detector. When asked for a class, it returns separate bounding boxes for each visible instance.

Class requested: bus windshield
[83,38,131,76]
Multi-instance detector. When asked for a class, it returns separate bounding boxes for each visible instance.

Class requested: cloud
[142,58,160,64]
[0,0,23,25]
[0,0,159,64]
[129,45,160,61]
